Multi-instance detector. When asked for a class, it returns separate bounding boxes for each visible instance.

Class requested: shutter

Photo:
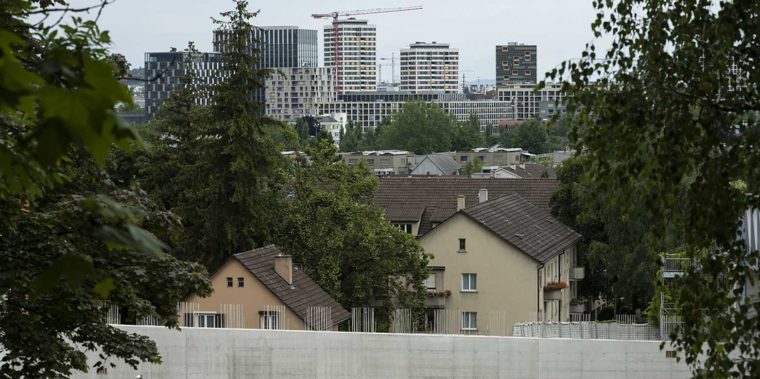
[184,313,193,327]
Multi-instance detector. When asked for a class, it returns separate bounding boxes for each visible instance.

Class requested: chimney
[457,195,466,211]
[274,254,293,285]
[478,189,489,204]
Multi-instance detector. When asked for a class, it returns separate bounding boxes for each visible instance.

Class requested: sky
[70,0,602,83]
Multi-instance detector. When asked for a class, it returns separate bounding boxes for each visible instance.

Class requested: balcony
[570,302,586,313]
[570,267,585,281]
[424,290,450,308]
[543,282,567,301]
[662,256,690,279]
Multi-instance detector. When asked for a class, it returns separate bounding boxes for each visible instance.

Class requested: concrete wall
[71,326,690,379]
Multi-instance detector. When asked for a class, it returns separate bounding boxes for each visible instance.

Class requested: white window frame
[462,312,477,330]
[461,273,477,292]
[195,313,219,328]
[259,311,281,330]
[425,273,436,290]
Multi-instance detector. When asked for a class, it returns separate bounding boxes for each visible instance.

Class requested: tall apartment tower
[144,50,223,117]
[324,18,377,93]
[495,43,537,87]
[213,26,318,68]
[399,42,459,93]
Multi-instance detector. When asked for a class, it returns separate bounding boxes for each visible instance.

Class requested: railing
[662,257,690,277]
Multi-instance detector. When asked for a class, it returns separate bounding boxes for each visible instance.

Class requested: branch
[23,0,115,15]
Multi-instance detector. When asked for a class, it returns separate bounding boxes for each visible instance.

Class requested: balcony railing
[662,257,690,278]
[570,267,585,281]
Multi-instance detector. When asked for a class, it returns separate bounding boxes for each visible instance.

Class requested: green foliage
[379,102,455,154]
[339,121,361,152]
[514,120,549,154]
[0,2,212,376]
[451,113,485,150]
[597,306,615,321]
[462,157,483,176]
[551,0,760,376]
[276,139,430,321]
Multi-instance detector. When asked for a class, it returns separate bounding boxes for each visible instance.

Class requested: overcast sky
[72,0,601,83]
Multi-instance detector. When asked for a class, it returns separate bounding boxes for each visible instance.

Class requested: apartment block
[340,150,416,176]
[495,43,537,87]
[144,50,223,117]
[497,83,563,120]
[400,42,459,93]
[264,67,336,122]
[324,19,377,93]
[213,26,318,69]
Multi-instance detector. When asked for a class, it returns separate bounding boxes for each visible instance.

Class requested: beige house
[452,147,524,167]
[183,245,349,331]
[341,150,416,176]
[418,193,582,335]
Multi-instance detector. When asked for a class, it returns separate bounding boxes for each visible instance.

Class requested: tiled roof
[234,245,350,326]
[412,154,461,175]
[503,164,557,179]
[462,193,580,262]
[375,177,560,235]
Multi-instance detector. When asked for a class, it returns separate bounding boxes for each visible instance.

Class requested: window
[459,238,466,251]
[193,313,224,328]
[460,156,468,162]
[461,273,477,292]
[462,312,477,330]
[238,277,244,288]
[259,311,280,330]
[226,277,233,288]
[394,223,413,234]
[425,273,436,290]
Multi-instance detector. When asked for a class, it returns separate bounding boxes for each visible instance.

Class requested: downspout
[537,263,544,321]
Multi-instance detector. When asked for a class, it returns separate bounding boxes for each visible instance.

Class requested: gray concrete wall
[72,326,691,379]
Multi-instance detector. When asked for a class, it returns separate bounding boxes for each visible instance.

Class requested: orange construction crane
[312,6,422,93]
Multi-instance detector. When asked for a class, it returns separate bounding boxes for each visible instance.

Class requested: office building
[399,42,459,93]
[324,19,377,93]
[495,43,537,87]
[264,67,336,122]
[497,83,563,120]
[213,26,318,69]
[144,50,223,117]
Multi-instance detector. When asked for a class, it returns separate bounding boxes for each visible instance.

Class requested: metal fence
[512,321,660,340]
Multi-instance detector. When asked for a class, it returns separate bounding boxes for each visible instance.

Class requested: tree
[0,1,211,376]
[276,139,430,326]
[451,112,485,150]
[379,102,454,154]
[161,1,288,269]
[462,157,483,176]
[339,121,360,152]
[514,120,548,154]
[552,0,760,376]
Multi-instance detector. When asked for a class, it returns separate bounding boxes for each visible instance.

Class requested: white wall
[71,326,690,379]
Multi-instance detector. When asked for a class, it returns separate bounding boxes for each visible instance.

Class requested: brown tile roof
[461,193,581,262]
[234,245,350,326]
[375,177,560,235]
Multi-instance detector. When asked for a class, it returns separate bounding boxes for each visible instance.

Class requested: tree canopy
[552,0,760,376]
[378,102,455,154]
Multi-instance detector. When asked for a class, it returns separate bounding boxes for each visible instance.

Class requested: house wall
[411,158,444,176]
[419,214,540,335]
[538,246,574,322]
[185,259,306,330]
[453,151,522,167]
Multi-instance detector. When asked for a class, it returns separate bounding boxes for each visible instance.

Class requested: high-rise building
[399,42,459,93]
[495,43,537,87]
[324,18,377,93]
[497,83,563,120]
[213,26,318,69]
[143,50,223,117]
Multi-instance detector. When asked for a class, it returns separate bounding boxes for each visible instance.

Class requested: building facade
[144,50,223,117]
[495,43,537,87]
[324,19,377,93]
[213,26,318,69]
[400,42,459,93]
[497,83,563,120]
[264,67,336,122]
[340,150,416,176]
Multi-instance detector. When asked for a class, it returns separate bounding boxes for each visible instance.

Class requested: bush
[597,306,615,321]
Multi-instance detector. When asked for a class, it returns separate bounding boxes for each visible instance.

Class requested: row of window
[226,277,244,288]
[426,272,478,292]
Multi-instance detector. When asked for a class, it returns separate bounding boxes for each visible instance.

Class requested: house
[375,177,560,237]
[317,112,347,146]
[471,164,556,179]
[183,245,350,330]
[411,154,461,176]
[341,150,416,176]
[452,147,524,167]
[418,193,582,335]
